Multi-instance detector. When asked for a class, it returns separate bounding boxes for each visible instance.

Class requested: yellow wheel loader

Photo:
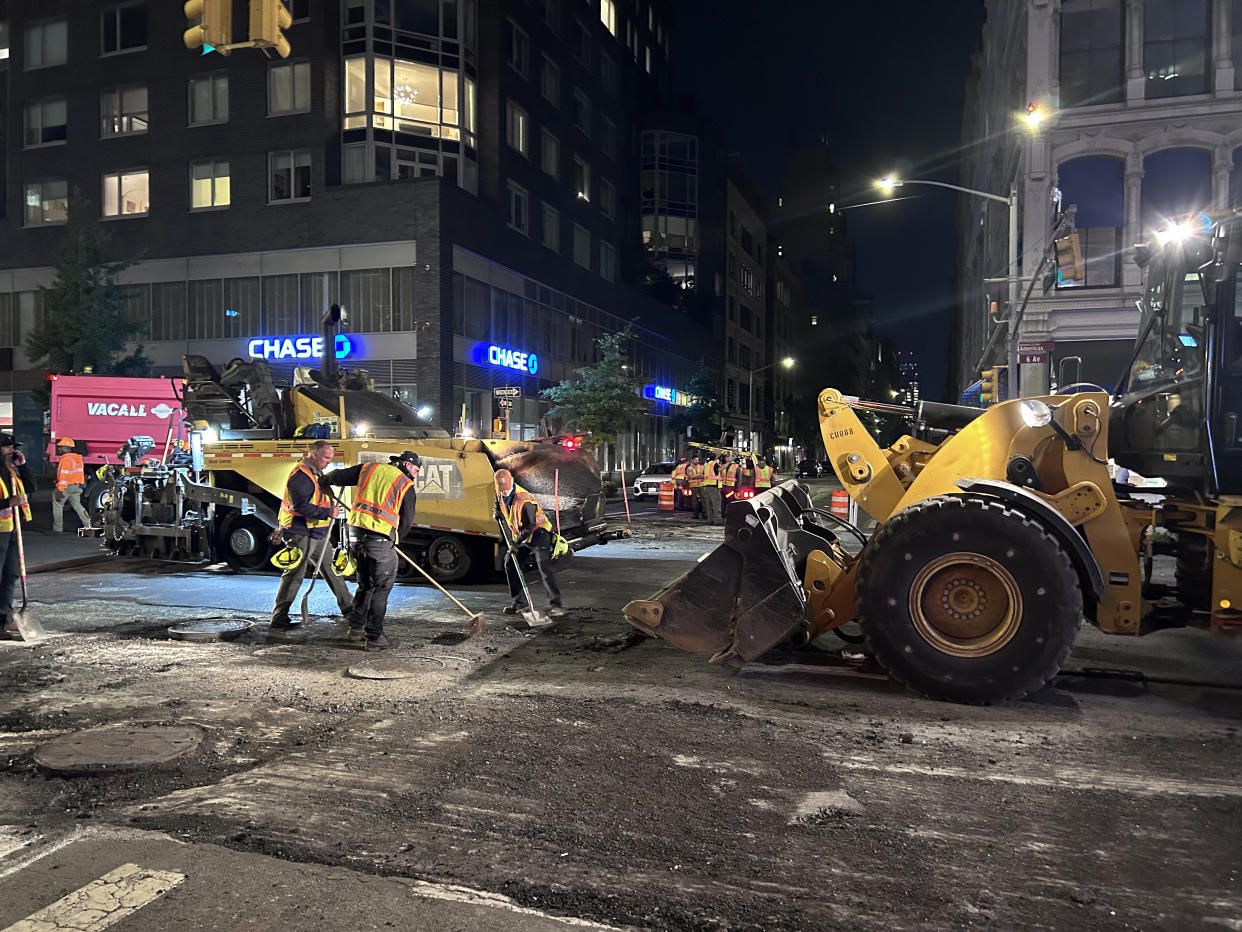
[625,212,1242,703]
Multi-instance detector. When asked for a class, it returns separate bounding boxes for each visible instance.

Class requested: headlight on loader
[1019,399,1053,428]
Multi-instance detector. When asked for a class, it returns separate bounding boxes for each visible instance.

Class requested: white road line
[2,863,185,932]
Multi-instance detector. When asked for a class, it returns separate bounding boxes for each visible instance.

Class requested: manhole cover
[167,619,253,641]
[35,723,204,774]
[346,657,447,679]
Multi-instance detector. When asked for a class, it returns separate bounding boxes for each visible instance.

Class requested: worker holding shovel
[494,469,566,621]
[0,433,34,641]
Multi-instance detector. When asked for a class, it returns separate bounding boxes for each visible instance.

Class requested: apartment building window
[1144,0,1211,98]
[573,224,591,269]
[24,98,66,147]
[572,88,590,135]
[576,19,591,67]
[102,4,146,55]
[269,60,311,115]
[189,72,228,124]
[190,160,230,209]
[573,156,591,201]
[0,23,9,61]
[541,129,560,177]
[542,203,560,252]
[1059,0,1123,107]
[738,344,752,369]
[600,0,617,35]
[102,169,150,217]
[24,180,68,225]
[599,241,616,281]
[544,0,560,32]
[270,150,311,202]
[600,178,615,219]
[507,181,530,235]
[289,0,310,20]
[101,86,148,136]
[24,19,67,69]
[727,337,735,362]
[740,305,752,332]
[508,20,530,78]
[506,101,529,156]
[601,51,617,97]
[600,116,616,159]
[541,55,561,105]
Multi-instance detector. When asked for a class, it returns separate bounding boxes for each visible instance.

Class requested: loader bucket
[624,481,839,665]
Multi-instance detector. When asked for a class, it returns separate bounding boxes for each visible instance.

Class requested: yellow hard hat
[270,544,304,569]
[333,549,357,578]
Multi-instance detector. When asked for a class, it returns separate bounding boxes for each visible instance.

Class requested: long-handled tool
[11,504,47,640]
[495,497,551,628]
[298,533,333,626]
[392,546,488,635]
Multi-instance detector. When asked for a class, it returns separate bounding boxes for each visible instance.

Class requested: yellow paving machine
[626,212,1242,702]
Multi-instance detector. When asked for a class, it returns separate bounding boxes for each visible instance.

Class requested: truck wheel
[856,495,1082,704]
[425,535,473,583]
[217,513,274,574]
[83,478,111,521]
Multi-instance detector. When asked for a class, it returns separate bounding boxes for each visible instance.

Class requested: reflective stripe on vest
[755,465,774,488]
[279,462,333,530]
[703,461,720,488]
[0,468,31,533]
[687,465,705,488]
[349,462,415,535]
[57,452,85,488]
[501,486,552,538]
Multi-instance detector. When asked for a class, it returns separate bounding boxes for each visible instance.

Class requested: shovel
[298,533,333,626]
[495,499,551,628]
[11,504,47,640]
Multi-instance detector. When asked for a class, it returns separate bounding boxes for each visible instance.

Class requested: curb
[30,553,113,575]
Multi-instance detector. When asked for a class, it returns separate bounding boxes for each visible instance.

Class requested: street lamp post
[877,177,1020,397]
[747,357,795,454]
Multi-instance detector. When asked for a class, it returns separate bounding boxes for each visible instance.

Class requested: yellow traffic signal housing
[1055,232,1085,285]
[250,0,293,58]
[492,417,506,435]
[980,365,1007,404]
[183,0,232,54]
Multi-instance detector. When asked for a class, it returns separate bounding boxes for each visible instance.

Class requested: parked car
[632,461,677,499]
[795,459,823,479]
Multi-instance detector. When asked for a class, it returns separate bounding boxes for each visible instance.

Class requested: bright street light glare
[876,177,899,194]
[781,357,795,368]
[1023,103,1044,129]
[1154,222,1192,246]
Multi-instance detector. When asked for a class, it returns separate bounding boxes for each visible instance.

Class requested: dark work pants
[350,534,398,640]
[506,528,562,607]
[271,534,353,623]
[0,531,18,620]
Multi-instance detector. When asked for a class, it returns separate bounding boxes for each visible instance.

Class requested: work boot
[503,599,528,616]
[269,616,300,629]
[345,626,366,645]
[2,619,20,640]
[548,605,568,618]
[365,633,399,651]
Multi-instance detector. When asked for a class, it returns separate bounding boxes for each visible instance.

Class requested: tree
[668,358,722,445]
[541,328,649,450]
[25,198,148,377]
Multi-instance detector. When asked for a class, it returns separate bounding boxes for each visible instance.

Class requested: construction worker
[0,434,33,641]
[320,451,421,651]
[269,440,353,630]
[723,455,741,507]
[670,457,689,510]
[51,438,90,533]
[754,455,777,491]
[495,468,566,618]
[687,455,705,519]
[701,454,723,525]
[736,458,757,493]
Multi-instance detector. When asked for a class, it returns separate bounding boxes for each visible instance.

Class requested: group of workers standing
[671,453,778,525]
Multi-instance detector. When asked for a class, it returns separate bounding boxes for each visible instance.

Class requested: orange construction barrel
[658,481,676,511]
[830,489,850,520]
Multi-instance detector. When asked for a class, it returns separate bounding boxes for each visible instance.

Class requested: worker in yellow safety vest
[754,456,777,490]
[722,456,741,506]
[670,457,689,510]
[701,455,724,525]
[320,450,421,650]
[495,468,566,617]
[52,437,90,533]
[686,455,705,519]
[0,433,33,640]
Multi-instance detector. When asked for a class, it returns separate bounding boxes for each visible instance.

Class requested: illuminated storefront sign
[246,334,355,361]
[644,384,685,405]
[478,343,539,375]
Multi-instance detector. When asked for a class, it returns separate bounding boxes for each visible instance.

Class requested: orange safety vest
[754,465,774,488]
[687,464,705,488]
[278,462,334,531]
[671,463,688,486]
[348,462,415,536]
[500,485,552,538]
[704,460,721,487]
[725,464,740,486]
[0,468,31,533]
[56,452,85,489]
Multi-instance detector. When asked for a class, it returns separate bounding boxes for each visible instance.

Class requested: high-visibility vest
[725,464,739,486]
[755,465,774,488]
[704,461,720,487]
[671,463,688,486]
[687,464,705,488]
[0,468,32,533]
[278,462,334,531]
[348,462,415,536]
[500,485,552,538]
[56,452,85,489]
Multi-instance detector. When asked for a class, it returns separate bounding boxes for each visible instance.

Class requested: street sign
[497,399,513,409]
[493,386,521,397]
[1018,341,1053,365]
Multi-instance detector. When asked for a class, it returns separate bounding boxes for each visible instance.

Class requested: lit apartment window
[541,129,560,178]
[189,72,229,125]
[507,181,530,235]
[573,223,591,269]
[542,203,560,252]
[599,241,616,282]
[269,60,311,115]
[508,20,529,78]
[101,4,146,55]
[24,180,68,225]
[190,159,230,209]
[101,86,148,136]
[506,101,529,156]
[600,0,616,35]
[269,150,311,202]
[24,19,67,69]
[23,98,67,147]
[573,156,591,201]
[102,169,150,217]
[541,55,560,106]
[572,88,590,135]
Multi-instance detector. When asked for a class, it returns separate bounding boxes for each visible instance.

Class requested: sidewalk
[16,488,113,574]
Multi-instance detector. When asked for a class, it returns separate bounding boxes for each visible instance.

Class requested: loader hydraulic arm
[818,389,909,521]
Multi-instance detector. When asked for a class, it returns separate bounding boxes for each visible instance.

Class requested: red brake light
[562,436,582,451]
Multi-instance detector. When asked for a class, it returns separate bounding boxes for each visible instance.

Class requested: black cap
[0,433,17,448]
[390,450,422,467]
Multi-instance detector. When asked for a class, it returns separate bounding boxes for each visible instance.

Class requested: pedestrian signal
[493,418,506,435]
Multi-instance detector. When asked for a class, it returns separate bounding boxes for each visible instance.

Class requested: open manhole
[35,723,204,774]
[167,618,253,642]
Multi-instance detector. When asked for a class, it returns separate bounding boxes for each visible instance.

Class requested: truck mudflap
[623,481,839,666]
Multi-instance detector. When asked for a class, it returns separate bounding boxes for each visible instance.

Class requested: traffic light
[1054,232,1085,286]
[183,0,231,54]
[980,365,1007,404]
[493,417,506,435]
[250,0,293,58]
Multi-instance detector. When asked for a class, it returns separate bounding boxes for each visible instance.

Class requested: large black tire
[216,512,275,574]
[424,534,474,583]
[82,478,111,523]
[856,495,1082,704]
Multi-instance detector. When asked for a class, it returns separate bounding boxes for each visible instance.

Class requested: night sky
[670,1,989,401]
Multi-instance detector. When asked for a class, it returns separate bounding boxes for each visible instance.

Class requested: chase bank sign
[476,342,539,375]
[247,334,356,361]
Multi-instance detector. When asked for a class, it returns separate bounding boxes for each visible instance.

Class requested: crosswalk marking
[2,863,184,932]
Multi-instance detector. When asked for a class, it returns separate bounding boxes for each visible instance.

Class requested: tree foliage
[25,198,149,377]
[668,358,722,444]
[541,328,649,448]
